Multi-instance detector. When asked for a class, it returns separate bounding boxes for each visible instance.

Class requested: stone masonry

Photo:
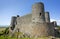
[9,2,57,37]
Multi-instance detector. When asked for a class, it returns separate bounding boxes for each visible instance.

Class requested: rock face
[9,2,56,37]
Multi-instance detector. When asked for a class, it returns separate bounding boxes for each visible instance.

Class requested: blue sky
[0,0,60,26]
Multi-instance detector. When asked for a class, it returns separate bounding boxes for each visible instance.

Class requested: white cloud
[50,19,60,25]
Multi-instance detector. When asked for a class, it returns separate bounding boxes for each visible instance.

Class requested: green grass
[0,36,60,39]
[0,36,49,39]
[0,27,6,32]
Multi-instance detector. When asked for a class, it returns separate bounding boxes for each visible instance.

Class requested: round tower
[52,21,57,27]
[32,2,45,23]
[53,21,57,27]
[45,12,50,23]
[10,16,17,30]
[9,16,17,36]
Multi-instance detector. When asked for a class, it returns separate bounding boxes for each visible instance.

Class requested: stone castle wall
[9,2,55,37]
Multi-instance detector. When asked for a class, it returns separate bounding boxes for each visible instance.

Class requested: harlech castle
[9,2,57,37]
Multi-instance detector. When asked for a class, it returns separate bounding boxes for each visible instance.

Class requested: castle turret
[45,12,50,23]
[10,16,17,30]
[32,2,45,23]
[51,21,57,27]
[53,21,57,27]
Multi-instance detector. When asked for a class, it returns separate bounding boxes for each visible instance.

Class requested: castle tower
[53,21,57,27]
[10,16,17,30]
[51,21,57,27]
[45,12,50,23]
[32,2,45,23]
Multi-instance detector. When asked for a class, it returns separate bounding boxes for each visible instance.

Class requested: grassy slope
[0,27,6,31]
[0,36,60,39]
